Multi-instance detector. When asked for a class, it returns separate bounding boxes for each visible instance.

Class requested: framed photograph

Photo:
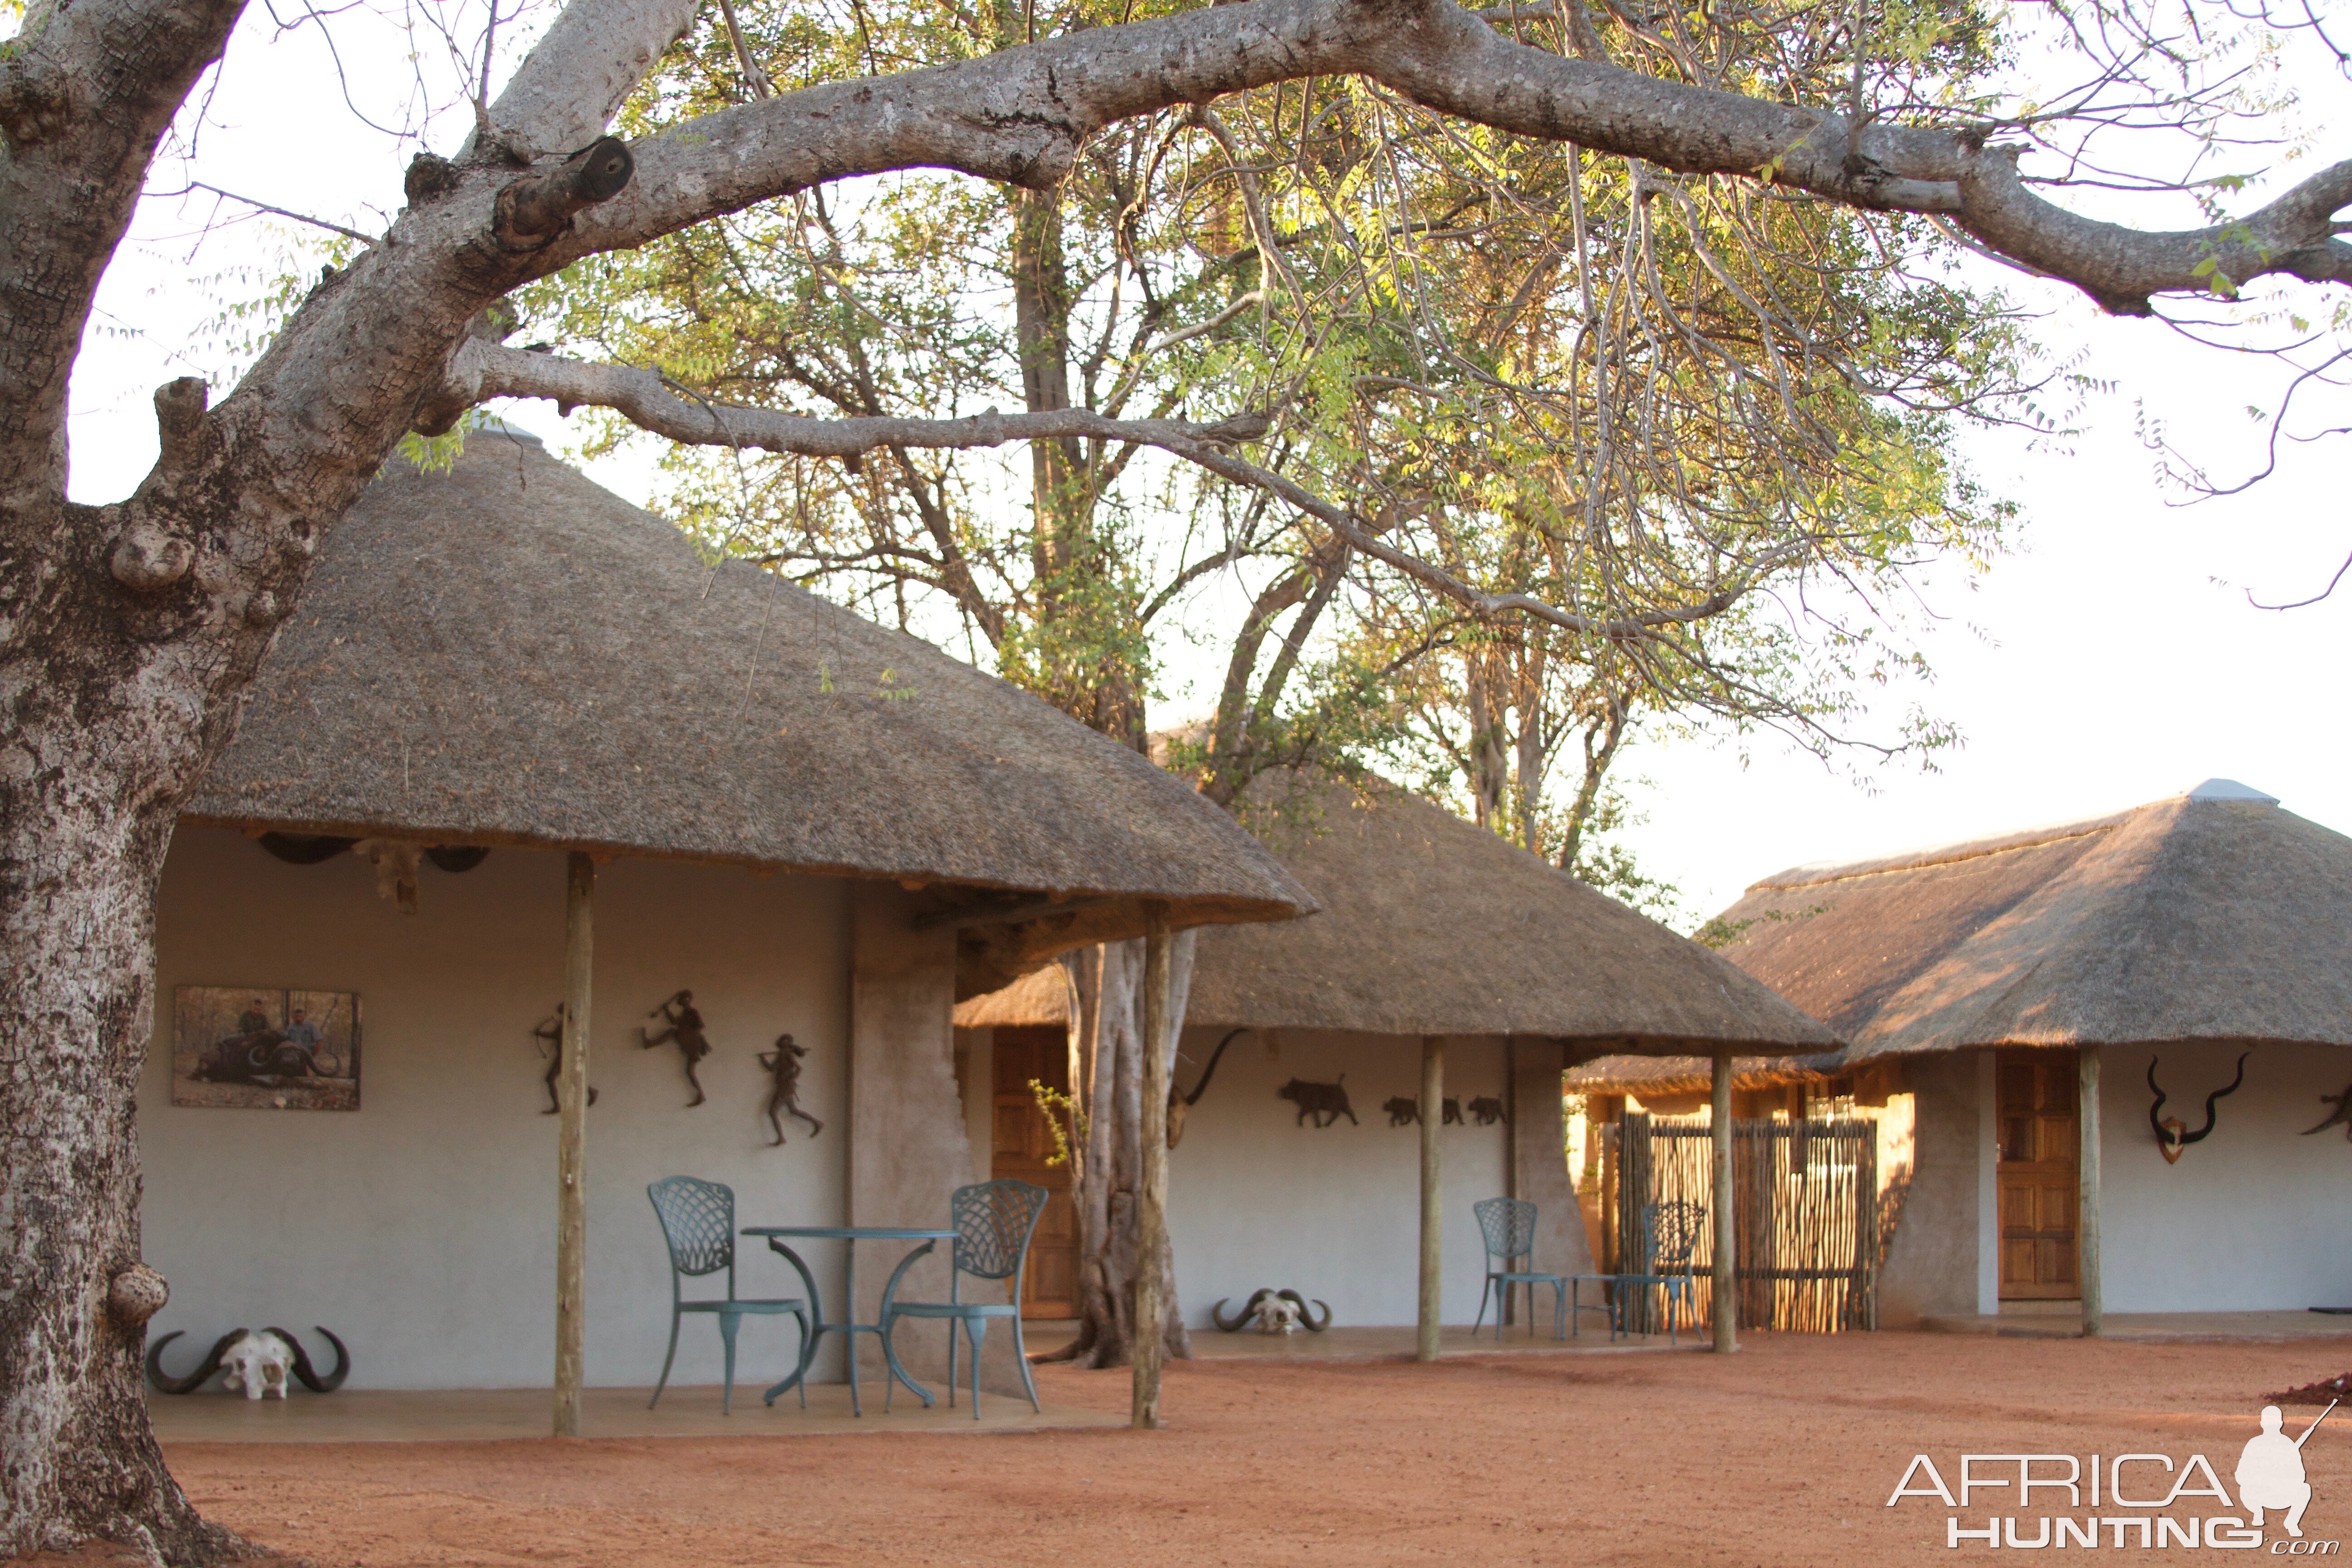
[172,987,361,1111]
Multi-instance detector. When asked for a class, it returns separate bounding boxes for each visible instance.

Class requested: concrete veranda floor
[142,1322,1685,1444]
[1027,1318,1695,1361]
[143,1382,1124,1443]
[1920,1303,2352,1341]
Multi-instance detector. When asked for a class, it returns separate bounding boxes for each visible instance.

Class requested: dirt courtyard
[164,1332,2352,1566]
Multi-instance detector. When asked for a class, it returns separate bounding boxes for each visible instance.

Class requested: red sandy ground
[156,1333,2352,1567]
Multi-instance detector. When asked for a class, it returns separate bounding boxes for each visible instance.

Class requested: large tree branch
[0,0,248,510]
[472,0,706,159]
[455,341,1795,641]
[536,0,2351,319]
[160,0,2352,617]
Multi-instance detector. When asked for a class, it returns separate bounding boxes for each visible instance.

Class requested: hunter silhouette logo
[1887,1399,2339,1551]
[2240,1401,2334,1539]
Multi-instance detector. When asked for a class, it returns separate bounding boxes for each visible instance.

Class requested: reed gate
[1611,1113,1877,1333]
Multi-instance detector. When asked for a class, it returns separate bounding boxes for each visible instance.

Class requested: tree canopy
[523,0,2030,894]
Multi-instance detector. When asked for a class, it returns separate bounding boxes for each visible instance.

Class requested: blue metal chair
[880,1179,1049,1418]
[646,1176,808,1414]
[1570,1198,1703,1344]
[1471,1196,1568,1341]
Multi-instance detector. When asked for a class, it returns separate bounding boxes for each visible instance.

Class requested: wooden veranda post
[1133,906,1173,1428]
[2079,1045,2102,1339]
[1417,1036,1444,1362]
[554,852,594,1437]
[1711,1051,1737,1354]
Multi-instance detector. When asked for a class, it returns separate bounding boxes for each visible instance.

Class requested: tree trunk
[0,706,240,1563]
[1039,933,1196,1369]
[1556,691,1630,873]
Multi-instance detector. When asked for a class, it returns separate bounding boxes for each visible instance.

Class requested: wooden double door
[990,1027,1079,1318]
[1996,1050,2080,1300]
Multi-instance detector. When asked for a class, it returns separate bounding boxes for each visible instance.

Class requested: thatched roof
[1709,779,2352,1060]
[955,770,1836,1050]
[184,433,1312,985]
[1563,1052,1846,1098]
[955,962,1071,1029]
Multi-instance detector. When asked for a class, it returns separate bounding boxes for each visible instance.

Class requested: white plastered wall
[1164,1028,1512,1329]
[2090,1039,2352,1311]
[1884,1040,2352,1316]
[141,826,853,1391]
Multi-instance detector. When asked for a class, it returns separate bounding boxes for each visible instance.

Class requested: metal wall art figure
[1277,1076,1357,1127]
[641,989,713,1107]
[530,1004,596,1114]
[759,1033,822,1145]
[1381,1095,1468,1126]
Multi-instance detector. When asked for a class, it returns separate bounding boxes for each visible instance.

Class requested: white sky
[59,0,2352,928]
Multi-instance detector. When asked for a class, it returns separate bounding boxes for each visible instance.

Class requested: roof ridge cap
[1747,807,2138,892]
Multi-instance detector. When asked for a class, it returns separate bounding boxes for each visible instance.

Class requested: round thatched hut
[956,768,1833,1352]
[1703,778,2352,1331]
[146,430,1309,1423]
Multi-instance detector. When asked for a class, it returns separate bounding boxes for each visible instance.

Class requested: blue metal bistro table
[743,1225,958,1416]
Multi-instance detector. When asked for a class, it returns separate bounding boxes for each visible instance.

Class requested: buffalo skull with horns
[1210,1288,1333,1334]
[147,1326,351,1398]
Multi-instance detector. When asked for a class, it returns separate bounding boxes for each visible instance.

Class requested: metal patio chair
[1570,1198,1703,1344]
[1471,1196,1568,1341]
[879,1179,1049,1418]
[646,1176,808,1414]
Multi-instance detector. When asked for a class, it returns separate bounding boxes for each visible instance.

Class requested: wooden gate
[1612,1114,1878,1333]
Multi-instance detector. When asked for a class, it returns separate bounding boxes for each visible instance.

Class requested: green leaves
[519,0,2024,858]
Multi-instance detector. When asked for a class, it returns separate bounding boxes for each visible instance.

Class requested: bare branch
[2250,550,2352,611]
[457,342,1793,640]
[172,181,379,245]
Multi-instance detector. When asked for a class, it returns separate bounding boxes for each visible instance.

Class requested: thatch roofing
[184,433,1312,983]
[955,770,1836,1051]
[1562,1052,1845,1098]
[1709,779,2352,1061]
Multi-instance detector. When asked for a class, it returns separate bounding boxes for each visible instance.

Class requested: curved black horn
[2177,1051,2250,1146]
[270,1325,350,1392]
[1276,1289,1333,1331]
[147,1328,243,1395]
[1210,1297,1250,1333]
[1182,1029,1249,1108]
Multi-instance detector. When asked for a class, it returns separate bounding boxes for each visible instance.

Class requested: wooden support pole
[554,852,594,1438]
[2079,1044,2102,1339]
[1133,906,1172,1429]
[1711,1050,1737,1354]
[1417,1035,1444,1363]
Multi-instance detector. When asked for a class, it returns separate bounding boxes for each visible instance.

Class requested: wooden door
[991,1027,1078,1318]
[1996,1050,2079,1300]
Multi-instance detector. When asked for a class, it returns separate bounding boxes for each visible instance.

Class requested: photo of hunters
[200,995,344,1083]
